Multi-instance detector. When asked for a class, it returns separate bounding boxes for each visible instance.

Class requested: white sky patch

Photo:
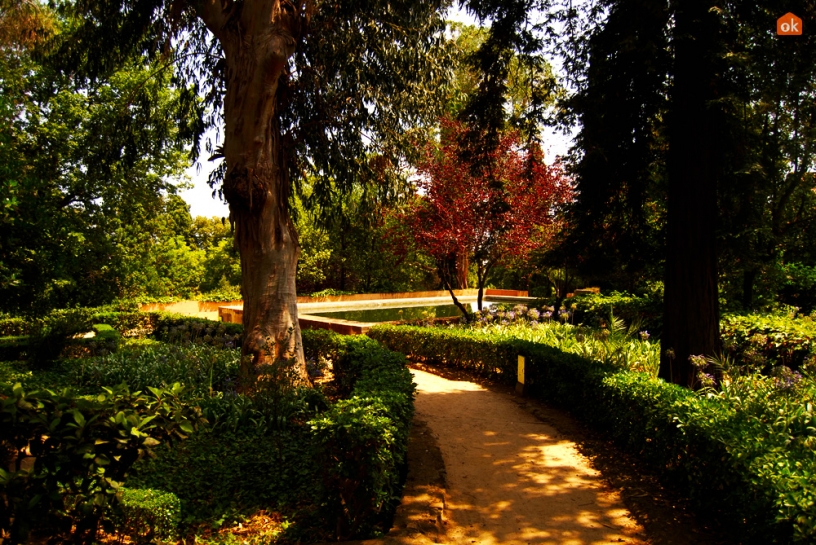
[179,125,227,218]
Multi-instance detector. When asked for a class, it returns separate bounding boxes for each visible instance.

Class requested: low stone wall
[141,289,529,334]
[138,300,243,315]
[295,289,479,303]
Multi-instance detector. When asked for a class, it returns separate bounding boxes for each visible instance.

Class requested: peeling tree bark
[200,1,309,386]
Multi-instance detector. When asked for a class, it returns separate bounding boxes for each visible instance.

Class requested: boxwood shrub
[370,324,816,543]
[114,488,181,544]
[126,330,414,541]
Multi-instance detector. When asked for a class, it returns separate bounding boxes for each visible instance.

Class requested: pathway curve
[360,368,648,545]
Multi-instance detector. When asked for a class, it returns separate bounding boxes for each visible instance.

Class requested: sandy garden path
[355,368,648,545]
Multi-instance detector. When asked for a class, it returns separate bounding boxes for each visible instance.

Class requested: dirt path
[414,368,645,544]
[356,368,648,545]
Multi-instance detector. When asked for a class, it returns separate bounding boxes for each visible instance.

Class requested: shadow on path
[409,368,645,545]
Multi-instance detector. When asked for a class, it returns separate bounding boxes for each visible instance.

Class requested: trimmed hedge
[0,318,27,337]
[0,336,28,362]
[370,324,816,543]
[114,488,181,543]
[0,312,243,365]
[308,332,415,538]
[147,312,242,348]
[126,330,414,541]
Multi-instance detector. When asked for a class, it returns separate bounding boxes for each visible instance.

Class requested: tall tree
[457,0,816,386]
[717,3,816,311]
[563,0,670,290]
[408,118,572,315]
[51,0,451,383]
[659,0,724,386]
[0,20,198,312]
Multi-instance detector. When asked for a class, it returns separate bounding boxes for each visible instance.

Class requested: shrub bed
[125,330,414,541]
[2,326,414,543]
[721,313,816,371]
[370,324,816,543]
[566,291,663,335]
[0,383,202,543]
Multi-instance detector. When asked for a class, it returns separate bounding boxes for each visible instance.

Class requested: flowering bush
[472,304,560,326]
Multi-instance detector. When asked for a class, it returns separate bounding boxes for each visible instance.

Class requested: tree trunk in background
[440,253,472,321]
[660,0,721,387]
[216,3,309,386]
[457,251,469,289]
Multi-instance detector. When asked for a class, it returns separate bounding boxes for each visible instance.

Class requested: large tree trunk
[659,0,721,387]
[211,2,309,386]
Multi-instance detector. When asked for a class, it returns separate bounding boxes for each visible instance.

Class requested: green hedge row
[0,324,122,363]
[369,324,816,543]
[308,330,415,538]
[0,336,28,361]
[0,311,242,363]
[0,306,238,339]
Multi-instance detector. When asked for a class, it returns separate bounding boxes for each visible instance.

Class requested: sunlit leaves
[407,117,572,292]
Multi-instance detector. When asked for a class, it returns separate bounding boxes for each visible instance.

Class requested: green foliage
[0,317,26,336]
[567,291,663,335]
[0,382,202,543]
[0,32,198,312]
[198,238,241,295]
[26,309,97,365]
[308,288,357,298]
[780,263,816,314]
[0,307,147,363]
[295,182,437,296]
[149,313,242,348]
[92,324,120,350]
[374,320,660,378]
[127,330,414,541]
[128,427,319,534]
[310,335,415,538]
[0,336,27,362]
[370,323,816,542]
[721,312,816,372]
[70,343,241,398]
[196,286,242,302]
[116,196,207,301]
[113,488,181,544]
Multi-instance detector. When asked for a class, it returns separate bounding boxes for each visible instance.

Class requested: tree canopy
[0,12,199,312]
[408,117,572,314]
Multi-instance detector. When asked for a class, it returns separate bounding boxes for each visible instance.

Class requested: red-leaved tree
[408,118,573,317]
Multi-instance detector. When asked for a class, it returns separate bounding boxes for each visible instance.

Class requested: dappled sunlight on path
[412,368,645,544]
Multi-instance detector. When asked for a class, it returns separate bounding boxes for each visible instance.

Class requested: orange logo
[778,13,802,35]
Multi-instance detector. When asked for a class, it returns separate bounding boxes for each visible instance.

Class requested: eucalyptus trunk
[202,1,309,386]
